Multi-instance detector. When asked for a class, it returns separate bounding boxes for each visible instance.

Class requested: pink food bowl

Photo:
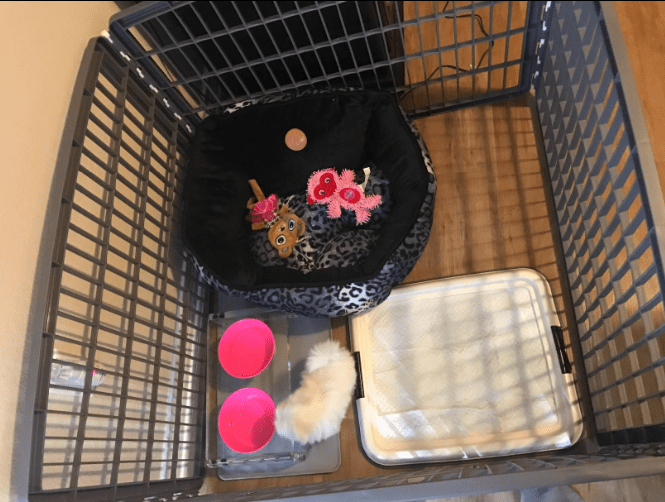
[218,318,275,379]
[218,387,276,454]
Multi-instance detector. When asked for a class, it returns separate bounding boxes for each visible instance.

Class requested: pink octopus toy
[307,168,382,224]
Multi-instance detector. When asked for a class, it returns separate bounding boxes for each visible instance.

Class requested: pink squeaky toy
[307,168,381,225]
[250,194,279,226]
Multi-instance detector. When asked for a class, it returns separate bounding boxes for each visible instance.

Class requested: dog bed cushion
[183,89,435,317]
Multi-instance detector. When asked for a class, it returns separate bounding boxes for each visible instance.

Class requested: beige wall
[0,2,118,500]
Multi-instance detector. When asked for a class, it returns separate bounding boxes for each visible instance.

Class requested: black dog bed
[183,89,436,317]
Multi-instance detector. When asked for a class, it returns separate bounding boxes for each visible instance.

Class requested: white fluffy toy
[274,340,357,444]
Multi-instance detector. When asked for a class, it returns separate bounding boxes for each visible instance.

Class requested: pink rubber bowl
[218,388,276,454]
[218,319,275,379]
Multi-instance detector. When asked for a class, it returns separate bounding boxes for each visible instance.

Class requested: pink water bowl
[218,318,275,379]
[218,387,276,454]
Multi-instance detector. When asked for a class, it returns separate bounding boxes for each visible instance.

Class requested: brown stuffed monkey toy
[246,180,305,258]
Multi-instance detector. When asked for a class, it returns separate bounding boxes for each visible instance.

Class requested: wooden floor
[404,96,564,290]
[201,95,579,495]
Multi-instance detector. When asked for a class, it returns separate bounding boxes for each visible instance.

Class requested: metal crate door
[107,1,547,121]
[30,39,208,502]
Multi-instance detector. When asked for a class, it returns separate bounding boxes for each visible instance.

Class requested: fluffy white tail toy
[274,340,356,444]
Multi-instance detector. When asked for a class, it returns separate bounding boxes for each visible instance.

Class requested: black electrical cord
[399,1,495,103]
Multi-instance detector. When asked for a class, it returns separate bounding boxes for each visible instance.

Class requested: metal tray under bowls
[206,307,341,480]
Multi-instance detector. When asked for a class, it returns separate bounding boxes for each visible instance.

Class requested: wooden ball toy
[285,128,307,151]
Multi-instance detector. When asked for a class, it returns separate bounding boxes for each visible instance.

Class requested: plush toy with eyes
[246,180,306,258]
[307,168,382,224]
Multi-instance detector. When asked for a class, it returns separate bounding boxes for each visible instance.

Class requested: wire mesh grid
[536,1,665,444]
[196,453,658,501]
[31,40,208,500]
[108,1,543,121]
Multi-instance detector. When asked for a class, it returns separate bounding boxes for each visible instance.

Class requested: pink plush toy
[307,168,382,224]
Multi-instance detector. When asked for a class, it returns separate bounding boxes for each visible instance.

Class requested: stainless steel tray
[349,268,583,466]
[206,307,340,480]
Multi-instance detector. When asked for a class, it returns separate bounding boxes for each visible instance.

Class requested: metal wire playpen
[25,1,665,501]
